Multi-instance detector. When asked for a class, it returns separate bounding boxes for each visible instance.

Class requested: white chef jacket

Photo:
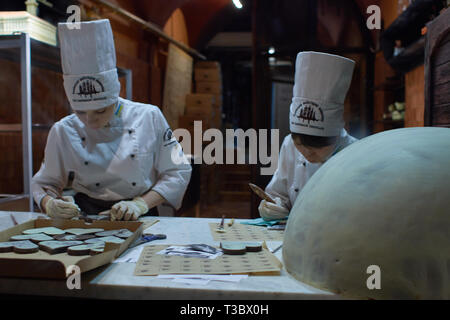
[265,129,357,211]
[32,97,192,211]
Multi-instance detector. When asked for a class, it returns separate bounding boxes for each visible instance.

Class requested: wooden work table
[0,211,338,300]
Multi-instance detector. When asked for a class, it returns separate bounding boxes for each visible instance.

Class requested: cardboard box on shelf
[186,93,215,109]
[196,81,222,94]
[178,114,212,137]
[0,218,143,279]
[194,68,221,82]
[195,61,221,70]
[185,105,214,117]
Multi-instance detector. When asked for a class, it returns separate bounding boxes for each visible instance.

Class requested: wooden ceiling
[116,0,380,49]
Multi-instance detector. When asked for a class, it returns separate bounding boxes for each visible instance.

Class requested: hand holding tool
[249,183,276,203]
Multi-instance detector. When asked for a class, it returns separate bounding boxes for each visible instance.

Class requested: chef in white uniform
[32,19,192,221]
[259,52,358,220]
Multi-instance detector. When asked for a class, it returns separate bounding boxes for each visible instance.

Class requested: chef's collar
[114,100,123,117]
[104,100,122,128]
[323,129,346,162]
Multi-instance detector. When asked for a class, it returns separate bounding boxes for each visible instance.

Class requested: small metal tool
[129,233,167,248]
[215,215,226,233]
[10,214,18,226]
[249,183,276,203]
[271,244,283,254]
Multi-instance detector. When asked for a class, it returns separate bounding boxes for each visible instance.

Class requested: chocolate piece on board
[67,243,105,256]
[95,236,125,244]
[23,227,65,236]
[84,238,105,244]
[39,241,84,254]
[13,240,39,254]
[0,242,14,253]
[242,242,263,252]
[90,246,104,255]
[10,234,35,241]
[64,228,104,236]
[94,230,121,237]
[220,242,247,255]
[115,229,134,239]
[75,234,96,241]
[85,236,124,244]
[53,234,77,241]
[10,234,54,243]
[54,234,96,241]
[28,234,55,244]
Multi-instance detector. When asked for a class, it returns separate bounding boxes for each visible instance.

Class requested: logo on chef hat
[72,76,105,101]
[292,101,324,124]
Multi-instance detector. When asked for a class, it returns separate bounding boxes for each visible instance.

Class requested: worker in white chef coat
[31,19,192,221]
[259,52,358,221]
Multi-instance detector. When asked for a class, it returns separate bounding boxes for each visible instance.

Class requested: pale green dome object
[283,127,450,299]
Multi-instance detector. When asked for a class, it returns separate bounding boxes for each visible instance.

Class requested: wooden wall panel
[425,7,450,127]
[380,0,402,28]
[0,60,21,124]
[163,8,189,46]
[404,65,425,127]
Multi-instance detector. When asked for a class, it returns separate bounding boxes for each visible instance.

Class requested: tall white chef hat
[290,52,355,137]
[58,19,120,111]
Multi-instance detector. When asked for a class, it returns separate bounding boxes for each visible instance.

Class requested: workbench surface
[0,211,338,300]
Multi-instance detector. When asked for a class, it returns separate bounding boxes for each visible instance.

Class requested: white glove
[110,197,148,221]
[258,197,289,221]
[45,196,80,219]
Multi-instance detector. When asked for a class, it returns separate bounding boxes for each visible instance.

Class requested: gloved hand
[110,197,148,221]
[258,197,289,221]
[45,196,80,219]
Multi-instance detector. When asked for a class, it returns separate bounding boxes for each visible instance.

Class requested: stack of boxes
[177,61,223,208]
[193,60,223,129]
[178,61,223,136]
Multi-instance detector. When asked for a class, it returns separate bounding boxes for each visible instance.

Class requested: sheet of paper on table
[157,274,248,285]
[141,218,160,235]
[113,246,144,263]
[156,245,223,260]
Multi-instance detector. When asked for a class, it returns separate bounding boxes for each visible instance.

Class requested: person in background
[259,51,358,221]
[32,19,191,221]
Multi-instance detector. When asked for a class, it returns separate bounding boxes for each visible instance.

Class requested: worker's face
[291,136,337,163]
[74,104,115,129]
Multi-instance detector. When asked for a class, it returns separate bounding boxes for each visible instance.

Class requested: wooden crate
[425,8,450,127]
[196,81,222,94]
[195,61,221,69]
[194,68,221,82]
[185,93,215,117]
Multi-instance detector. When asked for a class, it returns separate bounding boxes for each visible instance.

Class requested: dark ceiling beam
[91,0,206,60]
[134,0,190,27]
